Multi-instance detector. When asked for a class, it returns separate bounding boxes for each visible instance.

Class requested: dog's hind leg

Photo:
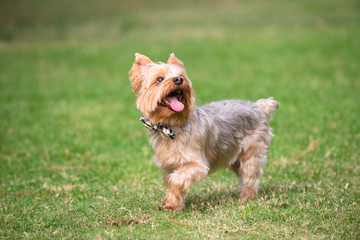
[236,135,271,202]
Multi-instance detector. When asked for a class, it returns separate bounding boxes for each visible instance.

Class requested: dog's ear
[167,53,184,68]
[129,53,153,92]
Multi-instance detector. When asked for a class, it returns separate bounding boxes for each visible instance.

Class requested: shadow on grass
[185,189,238,212]
[182,183,306,212]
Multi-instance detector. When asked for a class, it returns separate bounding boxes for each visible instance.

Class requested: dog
[129,53,279,212]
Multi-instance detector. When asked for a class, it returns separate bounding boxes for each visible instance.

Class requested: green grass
[1,0,359,239]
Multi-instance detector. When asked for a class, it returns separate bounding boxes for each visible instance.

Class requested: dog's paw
[164,201,186,212]
[239,196,249,203]
[164,192,185,212]
[239,191,256,203]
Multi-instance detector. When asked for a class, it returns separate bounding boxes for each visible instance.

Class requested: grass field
[1,0,359,239]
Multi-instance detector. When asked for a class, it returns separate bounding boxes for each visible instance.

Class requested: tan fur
[256,97,280,120]
[129,53,195,126]
[129,53,279,212]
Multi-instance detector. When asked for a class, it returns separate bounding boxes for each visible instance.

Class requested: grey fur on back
[193,100,271,169]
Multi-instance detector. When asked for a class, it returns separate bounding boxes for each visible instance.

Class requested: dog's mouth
[160,89,184,112]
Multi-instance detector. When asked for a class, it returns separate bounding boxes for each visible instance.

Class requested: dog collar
[140,116,175,140]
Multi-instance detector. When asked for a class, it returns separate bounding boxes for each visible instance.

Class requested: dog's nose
[173,77,183,85]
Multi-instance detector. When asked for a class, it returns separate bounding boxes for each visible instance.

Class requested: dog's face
[129,53,195,125]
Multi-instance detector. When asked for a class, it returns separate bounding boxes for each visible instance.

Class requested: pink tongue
[167,96,184,112]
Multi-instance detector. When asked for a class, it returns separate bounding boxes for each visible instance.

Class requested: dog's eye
[156,77,164,83]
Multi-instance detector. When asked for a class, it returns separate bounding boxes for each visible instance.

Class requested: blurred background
[1,0,358,168]
[0,0,359,238]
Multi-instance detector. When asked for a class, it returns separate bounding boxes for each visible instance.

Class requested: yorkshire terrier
[129,53,279,212]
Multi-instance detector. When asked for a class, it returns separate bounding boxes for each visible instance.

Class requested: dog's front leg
[164,162,208,212]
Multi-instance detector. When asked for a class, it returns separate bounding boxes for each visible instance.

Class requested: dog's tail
[256,97,280,120]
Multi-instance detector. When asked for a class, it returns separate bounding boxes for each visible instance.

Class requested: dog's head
[129,53,195,126]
